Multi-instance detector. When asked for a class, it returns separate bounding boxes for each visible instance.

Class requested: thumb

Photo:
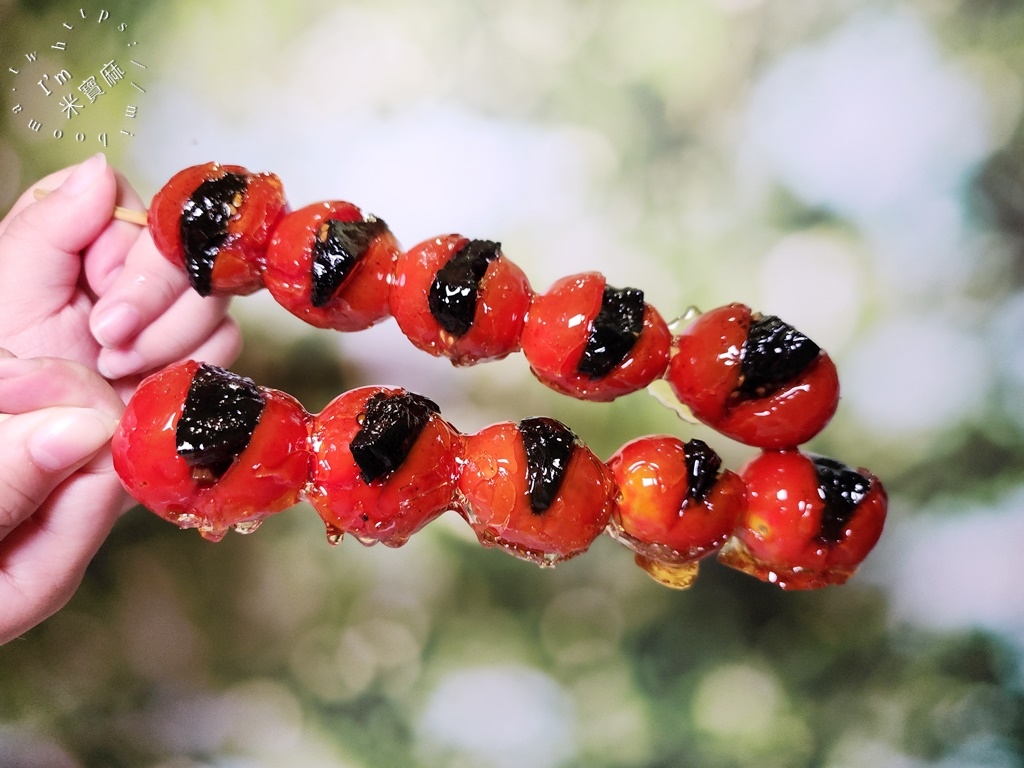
[0,407,117,543]
[0,154,116,307]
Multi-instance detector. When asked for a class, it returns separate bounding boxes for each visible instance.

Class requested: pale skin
[0,154,241,645]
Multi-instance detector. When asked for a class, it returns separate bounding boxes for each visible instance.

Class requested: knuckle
[0,474,46,539]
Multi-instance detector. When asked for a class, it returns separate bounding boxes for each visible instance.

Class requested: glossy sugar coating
[520,272,671,402]
[457,420,618,565]
[606,435,747,564]
[390,234,533,365]
[717,450,887,589]
[308,386,463,547]
[149,162,287,296]
[263,201,399,331]
[665,303,840,449]
[112,360,312,541]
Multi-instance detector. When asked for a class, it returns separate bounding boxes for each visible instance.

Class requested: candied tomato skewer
[112,360,312,541]
[520,272,672,402]
[128,162,884,587]
[264,201,400,331]
[665,303,840,449]
[145,166,845,443]
[148,162,288,296]
[606,435,747,588]
[308,386,463,547]
[717,449,887,589]
[390,236,533,365]
[113,360,887,590]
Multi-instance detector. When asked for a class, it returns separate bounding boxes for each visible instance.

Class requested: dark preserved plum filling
[683,438,722,504]
[577,286,645,379]
[813,456,870,544]
[350,391,440,483]
[519,417,576,514]
[735,314,821,399]
[310,217,389,307]
[427,239,501,336]
[180,173,248,296]
[175,363,265,482]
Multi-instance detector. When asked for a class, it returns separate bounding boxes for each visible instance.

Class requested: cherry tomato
[308,386,463,547]
[263,201,399,331]
[606,435,746,563]
[665,303,840,449]
[717,449,887,589]
[520,272,671,402]
[112,360,312,541]
[457,418,617,565]
[390,235,533,365]
[149,162,287,296]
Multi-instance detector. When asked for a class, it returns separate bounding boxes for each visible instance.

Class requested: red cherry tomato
[519,272,671,402]
[264,201,399,331]
[665,303,840,449]
[112,360,312,541]
[606,435,746,563]
[390,235,533,365]
[149,162,287,296]
[308,386,463,547]
[717,450,887,589]
[457,418,617,565]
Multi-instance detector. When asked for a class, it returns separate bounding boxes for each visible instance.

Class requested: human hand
[0,154,241,400]
[0,350,126,645]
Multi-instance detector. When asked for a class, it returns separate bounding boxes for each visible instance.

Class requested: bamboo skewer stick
[32,188,149,226]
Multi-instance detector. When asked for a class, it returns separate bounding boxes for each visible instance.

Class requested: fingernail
[60,153,108,197]
[92,303,141,348]
[28,408,117,472]
[97,349,144,380]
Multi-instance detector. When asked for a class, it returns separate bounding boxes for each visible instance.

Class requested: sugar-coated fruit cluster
[113,360,885,589]
[113,361,619,567]
[118,162,890,590]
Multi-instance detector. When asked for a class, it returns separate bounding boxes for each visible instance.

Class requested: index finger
[80,168,152,297]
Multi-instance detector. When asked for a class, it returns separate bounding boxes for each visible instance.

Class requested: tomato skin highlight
[308,386,463,547]
[264,201,399,331]
[666,303,840,449]
[457,420,618,565]
[717,450,887,589]
[149,162,287,296]
[112,360,312,541]
[520,272,670,402]
[390,235,533,365]
[606,435,747,563]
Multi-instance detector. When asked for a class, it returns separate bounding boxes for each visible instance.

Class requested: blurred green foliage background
[3,0,1024,766]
